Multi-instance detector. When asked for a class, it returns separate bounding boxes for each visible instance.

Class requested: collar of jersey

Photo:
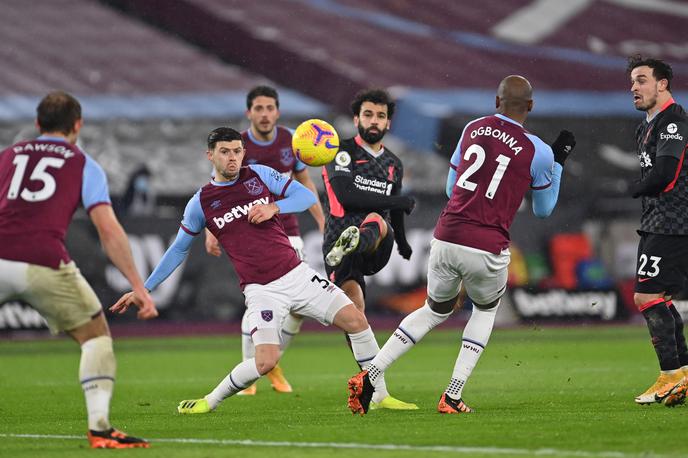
[211,177,239,187]
[494,113,523,128]
[646,97,675,123]
[36,135,69,143]
[247,127,278,146]
[354,135,385,158]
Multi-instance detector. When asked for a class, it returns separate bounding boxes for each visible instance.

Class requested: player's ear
[495,96,500,110]
[73,118,83,134]
[527,100,533,112]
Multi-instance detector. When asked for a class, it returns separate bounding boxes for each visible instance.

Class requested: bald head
[496,75,533,115]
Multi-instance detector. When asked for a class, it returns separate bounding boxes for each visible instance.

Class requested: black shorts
[635,233,688,295]
[324,228,395,295]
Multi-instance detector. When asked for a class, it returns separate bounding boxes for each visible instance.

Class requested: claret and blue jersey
[0,135,111,268]
[144,164,316,291]
[436,113,562,254]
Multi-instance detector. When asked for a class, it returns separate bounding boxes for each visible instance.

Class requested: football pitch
[0,325,684,458]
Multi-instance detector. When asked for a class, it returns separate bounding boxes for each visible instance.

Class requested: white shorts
[0,258,102,334]
[288,236,306,262]
[243,262,351,345]
[426,238,510,306]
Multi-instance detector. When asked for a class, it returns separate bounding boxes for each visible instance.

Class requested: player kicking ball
[112,127,387,414]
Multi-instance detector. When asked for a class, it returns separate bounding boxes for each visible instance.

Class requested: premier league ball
[292,119,339,166]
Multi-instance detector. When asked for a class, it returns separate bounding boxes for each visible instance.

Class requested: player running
[627,56,688,407]
[0,91,157,448]
[347,76,576,415]
[322,88,417,411]
[112,127,386,414]
[205,86,326,396]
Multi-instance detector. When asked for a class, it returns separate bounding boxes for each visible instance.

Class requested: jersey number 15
[7,155,65,202]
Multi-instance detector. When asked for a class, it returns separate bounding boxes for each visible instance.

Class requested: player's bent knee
[332,304,368,333]
[254,344,281,375]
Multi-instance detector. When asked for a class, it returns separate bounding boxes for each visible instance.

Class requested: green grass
[0,325,685,457]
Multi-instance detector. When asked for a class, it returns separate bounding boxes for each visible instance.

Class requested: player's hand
[204,229,222,257]
[402,196,416,215]
[248,203,279,224]
[397,241,413,260]
[551,130,576,165]
[110,288,158,320]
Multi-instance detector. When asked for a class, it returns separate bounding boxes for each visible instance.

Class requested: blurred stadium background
[2,0,688,334]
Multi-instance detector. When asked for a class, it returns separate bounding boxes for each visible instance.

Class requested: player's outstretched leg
[179,352,268,414]
[88,428,150,449]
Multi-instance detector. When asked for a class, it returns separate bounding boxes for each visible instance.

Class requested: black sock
[357,221,381,253]
[642,302,680,371]
[667,304,688,367]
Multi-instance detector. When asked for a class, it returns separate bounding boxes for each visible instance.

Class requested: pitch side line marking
[0,433,673,458]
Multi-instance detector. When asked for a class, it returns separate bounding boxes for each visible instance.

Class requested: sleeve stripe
[180,224,200,236]
[86,201,111,214]
[280,178,293,198]
[531,182,552,190]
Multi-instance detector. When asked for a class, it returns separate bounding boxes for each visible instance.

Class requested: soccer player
[205,85,326,395]
[111,127,386,414]
[627,56,688,407]
[0,91,157,448]
[347,76,576,415]
[322,88,417,411]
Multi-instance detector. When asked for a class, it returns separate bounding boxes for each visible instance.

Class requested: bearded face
[357,121,388,144]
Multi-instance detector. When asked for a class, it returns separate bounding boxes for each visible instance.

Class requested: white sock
[79,336,116,431]
[446,303,498,400]
[205,359,261,410]
[241,311,255,361]
[280,314,303,351]
[368,303,451,386]
[347,327,389,402]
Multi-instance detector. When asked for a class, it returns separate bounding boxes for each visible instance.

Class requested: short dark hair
[246,85,279,110]
[207,127,243,149]
[627,55,673,92]
[36,91,82,135]
[350,88,396,119]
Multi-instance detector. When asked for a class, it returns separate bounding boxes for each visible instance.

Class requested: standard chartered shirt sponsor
[354,175,389,194]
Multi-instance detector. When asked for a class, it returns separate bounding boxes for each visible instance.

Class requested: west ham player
[0,91,157,448]
[111,127,385,414]
[627,56,688,406]
[205,86,325,395]
[347,76,576,415]
[322,88,417,411]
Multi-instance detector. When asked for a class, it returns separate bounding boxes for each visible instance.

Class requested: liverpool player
[628,56,688,407]
[322,88,417,411]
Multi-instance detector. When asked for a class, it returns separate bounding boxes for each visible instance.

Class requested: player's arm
[110,191,204,315]
[80,155,157,319]
[530,130,575,218]
[204,228,221,257]
[630,117,687,198]
[248,165,317,224]
[390,164,413,260]
[325,152,414,212]
[294,166,325,232]
[446,123,473,198]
